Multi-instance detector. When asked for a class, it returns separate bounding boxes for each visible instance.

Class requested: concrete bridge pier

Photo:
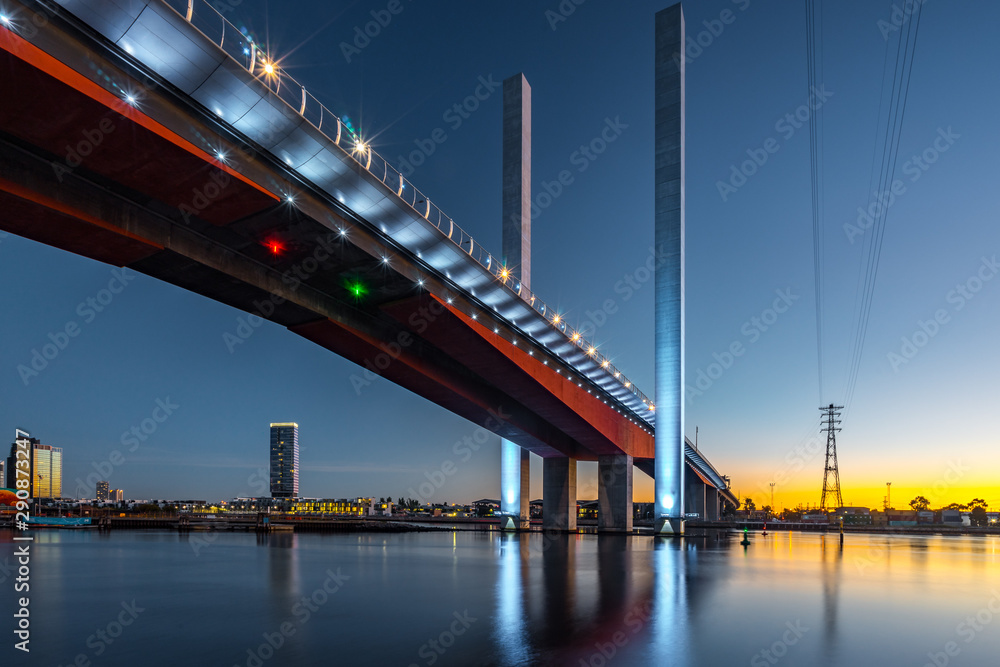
[706,489,721,521]
[543,457,577,532]
[598,454,633,533]
[685,468,706,521]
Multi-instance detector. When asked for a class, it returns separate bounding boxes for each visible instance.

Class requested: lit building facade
[33,444,63,499]
[289,498,365,516]
[269,423,299,498]
[96,481,109,502]
[227,497,365,515]
[7,437,62,499]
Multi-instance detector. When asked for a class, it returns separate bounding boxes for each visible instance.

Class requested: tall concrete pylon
[500,73,532,530]
[654,4,686,535]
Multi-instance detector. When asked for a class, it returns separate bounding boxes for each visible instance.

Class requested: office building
[97,481,109,502]
[6,436,62,499]
[33,444,62,499]
[269,422,299,498]
[6,437,37,492]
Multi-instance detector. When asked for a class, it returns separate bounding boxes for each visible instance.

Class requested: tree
[943,502,968,511]
[971,506,989,527]
[909,496,930,512]
[761,505,772,517]
[743,497,756,513]
[968,498,988,510]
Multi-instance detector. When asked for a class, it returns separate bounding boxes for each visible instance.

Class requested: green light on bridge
[346,279,367,301]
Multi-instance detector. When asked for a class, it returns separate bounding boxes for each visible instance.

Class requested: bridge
[0,0,735,531]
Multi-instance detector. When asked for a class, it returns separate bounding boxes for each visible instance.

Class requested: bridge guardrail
[155,0,655,421]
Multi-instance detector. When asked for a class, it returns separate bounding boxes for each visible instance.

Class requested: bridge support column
[706,489,720,521]
[653,4,686,536]
[684,467,705,520]
[598,454,633,533]
[500,439,530,529]
[543,457,577,532]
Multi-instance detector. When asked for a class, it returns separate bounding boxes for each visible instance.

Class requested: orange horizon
[628,476,998,511]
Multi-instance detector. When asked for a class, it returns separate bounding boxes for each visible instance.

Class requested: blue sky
[2,0,998,508]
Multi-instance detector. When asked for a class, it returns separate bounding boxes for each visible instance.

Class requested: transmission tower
[819,404,843,511]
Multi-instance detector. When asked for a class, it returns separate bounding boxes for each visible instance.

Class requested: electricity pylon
[819,404,844,512]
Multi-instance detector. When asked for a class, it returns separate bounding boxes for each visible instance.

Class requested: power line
[805,0,826,404]
[841,0,924,418]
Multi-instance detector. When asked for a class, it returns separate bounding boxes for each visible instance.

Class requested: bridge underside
[0,16,653,465]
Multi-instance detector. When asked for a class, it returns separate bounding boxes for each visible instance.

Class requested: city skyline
[2,0,998,512]
[2,421,988,513]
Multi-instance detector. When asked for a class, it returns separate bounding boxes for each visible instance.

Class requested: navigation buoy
[740,526,751,547]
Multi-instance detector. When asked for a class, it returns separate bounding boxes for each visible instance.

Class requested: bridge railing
[165,0,654,418]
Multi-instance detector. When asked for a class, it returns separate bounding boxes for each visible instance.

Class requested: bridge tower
[819,404,843,511]
[500,73,534,530]
[654,3,686,535]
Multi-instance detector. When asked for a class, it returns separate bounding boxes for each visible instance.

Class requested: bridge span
[0,0,734,530]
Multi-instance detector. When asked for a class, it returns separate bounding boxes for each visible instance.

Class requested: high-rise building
[6,437,38,493]
[33,444,62,499]
[269,423,299,498]
[0,459,5,489]
[6,435,61,499]
[110,489,124,503]
[96,481,109,502]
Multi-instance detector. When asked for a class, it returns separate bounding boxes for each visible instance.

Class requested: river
[3,529,999,666]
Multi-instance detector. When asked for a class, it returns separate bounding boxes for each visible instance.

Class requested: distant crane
[819,404,844,511]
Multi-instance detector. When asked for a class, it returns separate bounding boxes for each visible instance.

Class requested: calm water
[3,528,1000,666]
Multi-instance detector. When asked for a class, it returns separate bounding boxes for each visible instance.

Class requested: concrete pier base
[654,516,685,535]
[598,454,633,533]
[543,457,577,532]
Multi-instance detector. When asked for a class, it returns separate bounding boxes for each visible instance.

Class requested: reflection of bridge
[0,0,733,530]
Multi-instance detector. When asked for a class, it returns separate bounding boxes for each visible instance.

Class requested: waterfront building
[7,437,62,499]
[269,423,299,498]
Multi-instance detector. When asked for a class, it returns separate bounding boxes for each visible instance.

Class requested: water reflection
[16,529,1000,666]
[487,532,698,665]
[819,535,842,665]
[495,533,531,665]
[543,534,578,651]
[651,538,690,664]
[265,531,299,595]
